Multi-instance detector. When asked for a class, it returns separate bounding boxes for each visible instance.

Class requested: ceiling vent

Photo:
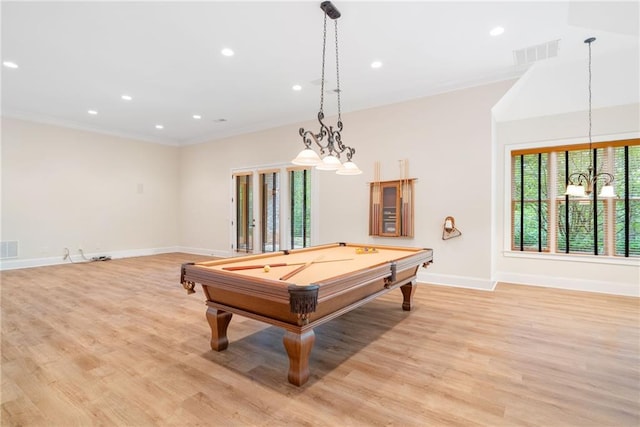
[513,39,560,66]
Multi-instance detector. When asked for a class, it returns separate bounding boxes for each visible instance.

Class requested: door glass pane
[290,169,311,249]
[261,172,280,252]
[236,174,253,253]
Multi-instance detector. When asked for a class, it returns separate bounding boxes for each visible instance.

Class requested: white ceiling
[2,1,638,146]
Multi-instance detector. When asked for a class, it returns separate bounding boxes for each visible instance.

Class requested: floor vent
[0,241,18,259]
[513,39,560,66]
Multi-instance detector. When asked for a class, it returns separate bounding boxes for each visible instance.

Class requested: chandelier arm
[309,132,327,155]
[594,171,615,186]
[330,121,356,161]
[298,128,317,149]
[298,128,312,148]
[316,111,330,146]
[298,127,327,155]
[344,146,355,161]
[325,126,338,156]
[567,171,591,186]
[332,121,347,153]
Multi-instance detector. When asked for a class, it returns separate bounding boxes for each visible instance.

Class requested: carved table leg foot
[283,329,315,386]
[400,281,417,311]
[206,307,232,351]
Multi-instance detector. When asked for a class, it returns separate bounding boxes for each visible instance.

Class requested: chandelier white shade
[598,184,616,198]
[315,154,342,171]
[565,184,616,198]
[292,148,322,166]
[336,161,363,175]
[564,184,586,198]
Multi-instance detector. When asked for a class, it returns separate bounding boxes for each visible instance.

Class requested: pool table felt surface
[198,244,424,286]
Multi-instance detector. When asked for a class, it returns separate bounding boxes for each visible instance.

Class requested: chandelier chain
[335,19,341,121]
[589,38,591,151]
[319,12,327,113]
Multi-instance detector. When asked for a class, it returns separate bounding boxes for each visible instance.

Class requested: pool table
[180,242,433,386]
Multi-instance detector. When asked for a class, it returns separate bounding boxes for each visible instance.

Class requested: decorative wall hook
[442,216,462,240]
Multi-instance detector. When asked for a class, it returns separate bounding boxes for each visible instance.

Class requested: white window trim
[503,131,640,266]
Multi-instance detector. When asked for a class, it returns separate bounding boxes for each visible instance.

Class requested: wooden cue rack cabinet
[369,179,415,238]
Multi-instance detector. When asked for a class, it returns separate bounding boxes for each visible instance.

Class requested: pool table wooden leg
[283,329,315,386]
[400,281,416,311]
[206,307,233,351]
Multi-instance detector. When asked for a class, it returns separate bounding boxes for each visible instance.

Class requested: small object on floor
[264,265,271,273]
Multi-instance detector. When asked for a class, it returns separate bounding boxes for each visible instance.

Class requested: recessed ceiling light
[155,124,164,129]
[88,110,98,115]
[221,48,234,57]
[3,61,18,69]
[371,61,383,69]
[292,84,302,91]
[193,114,202,120]
[490,26,505,37]
[121,94,133,101]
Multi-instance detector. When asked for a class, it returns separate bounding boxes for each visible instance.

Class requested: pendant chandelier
[292,1,362,175]
[565,37,616,198]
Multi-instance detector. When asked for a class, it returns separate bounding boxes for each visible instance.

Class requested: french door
[232,165,316,254]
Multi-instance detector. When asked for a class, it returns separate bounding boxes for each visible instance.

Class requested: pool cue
[279,255,355,281]
[279,259,315,281]
[372,161,380,235]
[403,158,409,236]
[222,258,353,271]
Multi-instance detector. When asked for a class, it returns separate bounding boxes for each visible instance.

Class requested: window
[511,139,639,257]
[289,168,311,249]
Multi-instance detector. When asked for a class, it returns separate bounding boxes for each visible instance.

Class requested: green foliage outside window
[512,141,639,257]
[290,169,311,249]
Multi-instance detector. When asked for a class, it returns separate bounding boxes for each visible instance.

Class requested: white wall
[179,80,515,290]
[1,118,180,268]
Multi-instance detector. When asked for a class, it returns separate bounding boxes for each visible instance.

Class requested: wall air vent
[0,241,18,259]
[513,39,560,67]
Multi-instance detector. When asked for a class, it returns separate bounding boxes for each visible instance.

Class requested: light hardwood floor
[1,253,638,426]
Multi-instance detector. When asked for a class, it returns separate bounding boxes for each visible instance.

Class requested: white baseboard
[176,246,231,258]
[495,272,640,297]
[0,246,181,270]
[417,271,496,291]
